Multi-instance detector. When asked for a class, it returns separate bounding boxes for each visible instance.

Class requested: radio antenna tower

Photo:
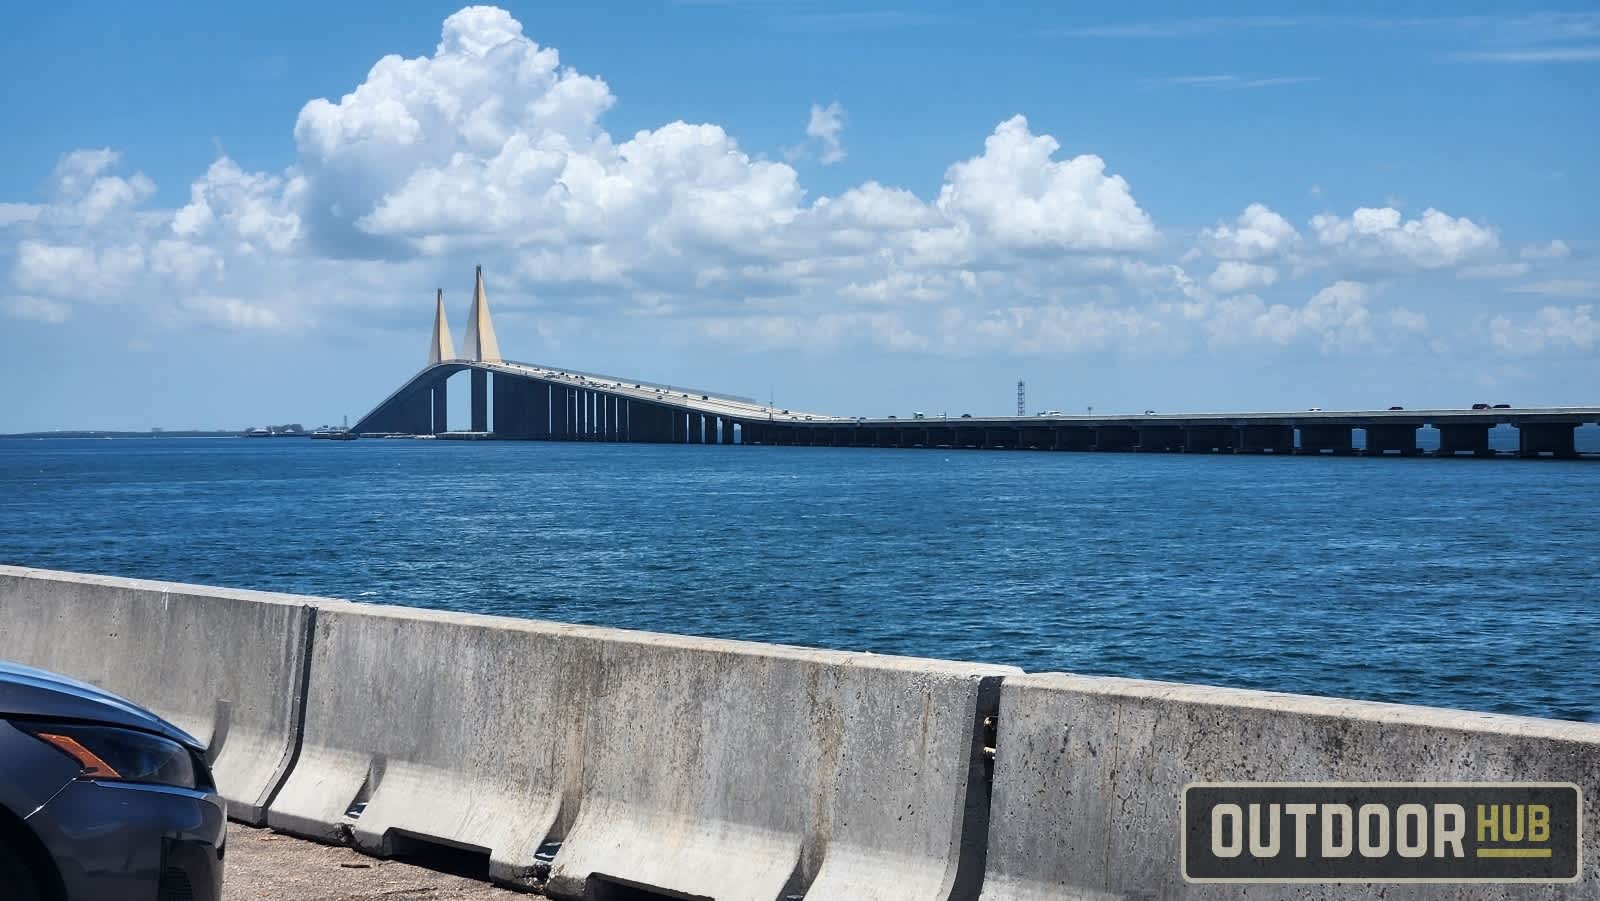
[1016,380,1026,416]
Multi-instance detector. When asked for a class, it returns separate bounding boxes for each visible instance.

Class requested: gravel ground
[225,824,532,900]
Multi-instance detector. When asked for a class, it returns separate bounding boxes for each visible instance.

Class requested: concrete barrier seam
[256,603,316,817]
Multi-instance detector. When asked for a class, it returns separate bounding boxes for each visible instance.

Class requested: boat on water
[309,416,358,440]
[309,427,357,440]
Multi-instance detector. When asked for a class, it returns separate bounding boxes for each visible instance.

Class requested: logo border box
[1180,781,1584,885]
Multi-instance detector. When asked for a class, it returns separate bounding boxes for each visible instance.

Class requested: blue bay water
[0,437,1595,722]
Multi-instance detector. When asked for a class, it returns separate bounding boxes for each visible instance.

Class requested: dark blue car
[0,661,225,901]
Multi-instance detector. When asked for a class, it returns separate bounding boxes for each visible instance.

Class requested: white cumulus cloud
[1309,206,1498,271]
[1488,305,1599,355]
[1199,203,1298,260]
[1207,260,1279,294]
[936,115,1158,253]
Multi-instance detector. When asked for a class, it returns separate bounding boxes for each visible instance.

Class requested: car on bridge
[0,661,225,901]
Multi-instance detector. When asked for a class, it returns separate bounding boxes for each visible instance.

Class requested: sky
[1,1,1596,431]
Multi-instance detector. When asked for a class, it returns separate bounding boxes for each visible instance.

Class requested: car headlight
[22,722,201,789]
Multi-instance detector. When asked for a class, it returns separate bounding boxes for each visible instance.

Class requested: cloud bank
[0,5,1587,364]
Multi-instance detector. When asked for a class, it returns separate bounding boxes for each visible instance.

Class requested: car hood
[0,661,204,751]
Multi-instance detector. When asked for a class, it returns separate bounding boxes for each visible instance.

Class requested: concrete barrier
[0,566,314,824]
[264,598,1014,898]
[545,636,1013,901]
[264,602,596,885]
[981,673,1600,900]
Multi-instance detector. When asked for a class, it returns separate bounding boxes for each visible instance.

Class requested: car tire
[0,841,42,901]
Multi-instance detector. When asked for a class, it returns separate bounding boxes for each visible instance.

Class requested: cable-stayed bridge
[354,269,1599,458]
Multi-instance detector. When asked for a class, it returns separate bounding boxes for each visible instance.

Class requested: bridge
[355,268,1600,458]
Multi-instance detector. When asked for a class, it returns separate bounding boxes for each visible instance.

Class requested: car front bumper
[26,777,225,901]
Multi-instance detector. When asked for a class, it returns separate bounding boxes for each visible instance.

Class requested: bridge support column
[1238,424,1293,454]
[1297,424,1353,454]
[634,403,653,442]
[1136,425,1183,452]
[1093,426,1136,451]
[402,387,431,434]
[523,381,538,439]
[1364,424,1420,456]
[985,427,1017,449]
[1184,425,1238,453]
[1053,427,1094,451]
[1016,427,1048,449]
[1436,423,1493,457]
[432,383,448,435]
[532,382,550,439]
[1518,422,1578,458]
[551,387,568,439]
[491,374,512,437]
[470,369,488,433]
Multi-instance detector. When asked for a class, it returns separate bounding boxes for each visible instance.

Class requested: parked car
[1471,403,1492,410]
[0,661,225,901]
[1493,403,1511,409]
[1389,406,1405,411]
[960,413,973,418]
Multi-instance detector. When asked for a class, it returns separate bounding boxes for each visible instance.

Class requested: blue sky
[1,1,1595,430]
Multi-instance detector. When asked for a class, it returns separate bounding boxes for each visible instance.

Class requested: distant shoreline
[0,431,246,439]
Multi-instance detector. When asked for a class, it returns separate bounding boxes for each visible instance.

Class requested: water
[1,438,1595,722]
